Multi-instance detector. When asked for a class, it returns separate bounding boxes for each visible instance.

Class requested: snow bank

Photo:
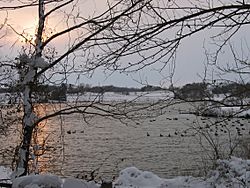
[11,176,99,188]
[1,157,250,188]
[114,167,205,188]
[206,157,250,187]
[115,157,250,188]
[219,107,250,118]
[12,175,62,188]
[202,106,250,118]
[63,178,98,188]
[0,166,12,182]
[114,167,164,187]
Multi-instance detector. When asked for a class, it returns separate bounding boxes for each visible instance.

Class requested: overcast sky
[1,0,249,88]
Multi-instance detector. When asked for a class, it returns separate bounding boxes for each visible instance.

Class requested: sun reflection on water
[30,104,61,174]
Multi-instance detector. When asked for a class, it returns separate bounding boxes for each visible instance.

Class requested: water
[0,102,249,180]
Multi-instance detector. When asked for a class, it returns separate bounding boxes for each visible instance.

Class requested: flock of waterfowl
[145,115,249,138]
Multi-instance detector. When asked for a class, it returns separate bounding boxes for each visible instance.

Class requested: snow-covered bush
[206,157,250,187]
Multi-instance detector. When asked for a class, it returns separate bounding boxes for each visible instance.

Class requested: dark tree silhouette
[0,0,249,177]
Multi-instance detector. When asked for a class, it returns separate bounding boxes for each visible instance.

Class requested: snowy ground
[1,157,250,188]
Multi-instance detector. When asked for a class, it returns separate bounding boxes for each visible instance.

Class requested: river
[0,97,249,180]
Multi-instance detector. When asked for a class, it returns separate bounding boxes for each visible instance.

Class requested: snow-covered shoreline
[1,157,250,188]
[0,91,173,104]
[199,106,250,118]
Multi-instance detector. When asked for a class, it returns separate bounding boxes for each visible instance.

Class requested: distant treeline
[0,84,163,93]
[67,84,163,94]
[173,82,250,100]
[0,84,164,101]
[1,82,250,101]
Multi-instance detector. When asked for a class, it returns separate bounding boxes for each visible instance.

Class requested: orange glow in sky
[2,0,107,45]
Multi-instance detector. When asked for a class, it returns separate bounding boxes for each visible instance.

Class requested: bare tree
[0,0,250,177]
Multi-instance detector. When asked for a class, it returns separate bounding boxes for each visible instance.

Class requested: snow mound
[114,167,164,187]
[63,178,98,188]
[114,167,205,188]
[0,166,12,185]
[12,175,62,188]
[12,175,99,188]
[114,157,250,188]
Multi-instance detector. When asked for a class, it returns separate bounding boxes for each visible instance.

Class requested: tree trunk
[16,71,37,177]
[15,0,44,177]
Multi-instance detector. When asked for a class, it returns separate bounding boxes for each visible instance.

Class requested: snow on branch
[18,54,49,69]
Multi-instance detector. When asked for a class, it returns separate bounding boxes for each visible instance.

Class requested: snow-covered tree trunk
[15,0,45,177]
[16,68,37,177]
